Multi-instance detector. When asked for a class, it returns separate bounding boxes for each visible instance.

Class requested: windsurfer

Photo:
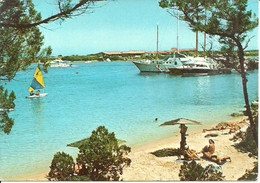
[30,91,34,96]
[36,90,40,96]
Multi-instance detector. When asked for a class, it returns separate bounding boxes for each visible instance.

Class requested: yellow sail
[28,67,45,92]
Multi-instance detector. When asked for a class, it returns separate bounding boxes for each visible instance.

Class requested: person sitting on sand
[184,145,201,161]
[200,139,231,165]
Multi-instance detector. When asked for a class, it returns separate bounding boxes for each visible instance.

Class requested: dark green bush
[48,126,130,181]
[179,160,225,181]
[76,126,131,181]
[47,152,75,181]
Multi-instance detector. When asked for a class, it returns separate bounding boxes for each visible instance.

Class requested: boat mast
[196,31,198,57]
[204,9,207,58]
[177,10,179,53]
[156,24,159,60]
[195,12,199,57]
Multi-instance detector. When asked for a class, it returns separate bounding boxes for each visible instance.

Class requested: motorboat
[181,60,219,76]
[49,59,72,68]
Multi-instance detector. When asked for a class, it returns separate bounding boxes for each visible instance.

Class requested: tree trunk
[234,39,258,148]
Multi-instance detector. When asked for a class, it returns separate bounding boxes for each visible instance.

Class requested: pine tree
[76,126,131,181]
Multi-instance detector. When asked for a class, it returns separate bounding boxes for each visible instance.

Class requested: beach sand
[4,116,257,181]
[122,116,256,181]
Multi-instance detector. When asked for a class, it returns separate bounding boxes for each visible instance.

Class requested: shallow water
[0,61,258,178]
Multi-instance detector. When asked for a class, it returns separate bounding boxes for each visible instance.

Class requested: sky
[34,0,259,56]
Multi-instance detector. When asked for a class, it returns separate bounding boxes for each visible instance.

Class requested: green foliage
[238,162,258,181]
[179,160,225,181]
[69,175,91,181]
[0,86,16,134]
[247,60,258,70]
[76,126,131,181]
[0,112,14,135]
[0,0,52,80]
[0,0,52,134]
[47,152,75,181]
[62,54,103,61]
[159,0,258,56]
[244,50,258,57]
[48,126,131,181]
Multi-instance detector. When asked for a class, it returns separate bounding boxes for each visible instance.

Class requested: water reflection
[137,72,181,79]
[28,98,45,128]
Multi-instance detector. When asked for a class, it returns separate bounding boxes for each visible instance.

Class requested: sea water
[0,61,258,179]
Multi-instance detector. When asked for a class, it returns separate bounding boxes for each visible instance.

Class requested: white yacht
[132,55,184,73]
[168,57,219,76]
[50,59,72,68]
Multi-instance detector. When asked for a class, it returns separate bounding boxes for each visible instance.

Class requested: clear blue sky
[34,0,259,56]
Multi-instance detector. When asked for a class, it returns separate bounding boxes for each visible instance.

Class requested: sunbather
[184,145,201,161]
[200,139,231,165]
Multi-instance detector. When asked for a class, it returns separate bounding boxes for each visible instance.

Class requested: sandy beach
[122,116,256,181]
[4,116,256,181]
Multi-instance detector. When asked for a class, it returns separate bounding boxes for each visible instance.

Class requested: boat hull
[132,61,183,73]
[132,61,167,72]
[168,67,183,75]
[25,93,48,98]
[182,68,219,76]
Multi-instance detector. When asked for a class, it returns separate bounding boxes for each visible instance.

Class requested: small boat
[181,60,219,76]
[50,59,72,68]
[26,67,48,98]
[168,57,220,76]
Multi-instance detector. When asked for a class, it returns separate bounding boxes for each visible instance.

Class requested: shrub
[48,126,131,181]
[247,60,258,70]
[179,160,225,181]
[76,126,131,181]
[47,152,75,181]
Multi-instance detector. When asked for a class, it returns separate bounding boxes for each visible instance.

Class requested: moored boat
[181,60,219,76]
[132,56,183,73]
[50,59,72,67]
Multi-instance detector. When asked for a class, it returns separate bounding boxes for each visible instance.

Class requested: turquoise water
[0,61,258,179]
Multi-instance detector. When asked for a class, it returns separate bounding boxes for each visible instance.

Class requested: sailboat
[132,25,183,73]
[26,67,48,98]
